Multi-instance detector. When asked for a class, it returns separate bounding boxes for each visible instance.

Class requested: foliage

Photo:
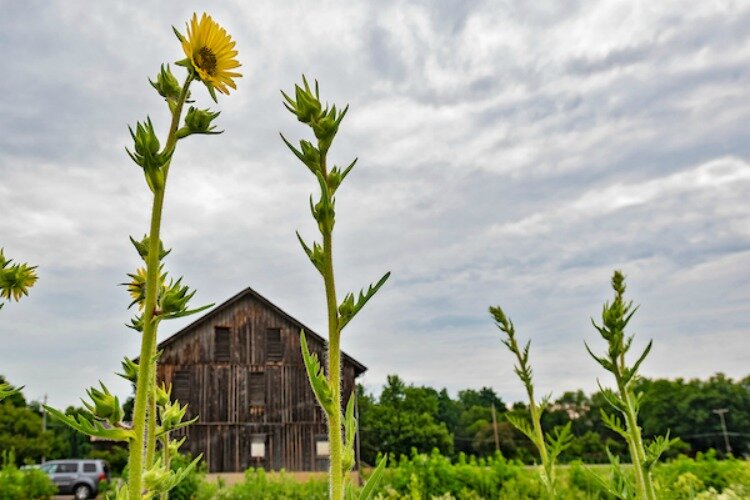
[359,376,453,463]
[0,450,56,500]
[654,451,750,496]
[282,75,389,499]
[196,468,328,499]
[376,449,524,499]
[0,391,52,465]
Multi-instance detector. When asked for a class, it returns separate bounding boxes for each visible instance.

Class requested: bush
[197,468,328,500]
[374,449,525,498]
[168,451,206,500]
[655,450,750,497]
[0,451,56,500]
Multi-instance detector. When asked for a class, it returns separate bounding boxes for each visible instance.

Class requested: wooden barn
[152,286,367,473]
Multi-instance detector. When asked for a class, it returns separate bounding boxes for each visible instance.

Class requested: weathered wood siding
[156,292,362,472]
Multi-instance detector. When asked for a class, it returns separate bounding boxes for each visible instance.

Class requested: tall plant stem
[528,395,553,494]
[128,75,192,499]
[321,178,343,498]
[619,379,655,500]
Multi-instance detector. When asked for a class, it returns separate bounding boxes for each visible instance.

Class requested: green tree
[0,382,52,465]
[359,376,452,463]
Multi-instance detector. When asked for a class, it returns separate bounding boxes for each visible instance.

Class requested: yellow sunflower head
[124,267,148,310]
[176,13,241,99]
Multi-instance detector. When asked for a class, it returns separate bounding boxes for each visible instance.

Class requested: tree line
[0,372,748,468]
[357,373,750,465]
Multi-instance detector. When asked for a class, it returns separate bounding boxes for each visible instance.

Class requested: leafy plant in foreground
[281,77,389,499]
[46,12,241,498]
[586,271,677,499]
[489,306,572,497]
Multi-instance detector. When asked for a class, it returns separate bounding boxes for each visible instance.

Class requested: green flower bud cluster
[129,235,171,262]
[155,382,171,406]
[142,455,202,498]
[117,357,139,384]
[150,64,185,113]
[126,118,174,193]
[176,106,222,139]
[159,400,191,432]
[281,77,347,155]
[0,248,38,308]
[82,382,124,427]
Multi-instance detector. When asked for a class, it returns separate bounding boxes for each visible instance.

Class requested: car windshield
[39,463,57,473]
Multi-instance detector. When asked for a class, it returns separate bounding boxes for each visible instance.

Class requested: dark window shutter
[173,369,191,403]
[215,326,231,362]
[249,372,265,406]
[266,328,282,361]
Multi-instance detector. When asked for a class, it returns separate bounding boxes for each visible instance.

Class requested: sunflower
[179,13,241,96]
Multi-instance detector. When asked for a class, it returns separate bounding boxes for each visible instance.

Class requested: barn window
[249,372,265,406]
[266,328,282,361]
[316,437,330,457]
[214,326,231,362]
[250,434,266,458]
[173,369,191,403]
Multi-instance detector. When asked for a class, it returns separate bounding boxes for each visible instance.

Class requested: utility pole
[713,408,732,455]
[491,404,500,453]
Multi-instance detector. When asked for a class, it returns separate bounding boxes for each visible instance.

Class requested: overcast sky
[1,1,749,408]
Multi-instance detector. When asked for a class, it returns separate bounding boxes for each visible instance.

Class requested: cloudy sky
[1,1,749,408]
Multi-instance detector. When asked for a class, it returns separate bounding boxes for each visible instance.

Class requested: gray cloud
[1,0,749,407]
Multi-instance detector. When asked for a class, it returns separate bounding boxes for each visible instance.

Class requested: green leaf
[300,331,333,415]
[359,453,388,500]
[505,413,536,444]
[342,393,357,474]
[546,422,573,463]
[44,405,134,442]
[600,409,629,440]
[623,339,653,386]
[0,383,22,402]
[338,272,391,331]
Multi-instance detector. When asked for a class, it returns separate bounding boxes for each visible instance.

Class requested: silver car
[40,459,110,499]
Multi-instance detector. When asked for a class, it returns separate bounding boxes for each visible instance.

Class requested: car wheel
[73,483,91,500]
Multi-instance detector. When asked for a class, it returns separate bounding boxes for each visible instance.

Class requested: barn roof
[150,286,367,376]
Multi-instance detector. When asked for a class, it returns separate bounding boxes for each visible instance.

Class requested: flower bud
[0,252,38,303]
[150,64,182,102]
[155,382,172,407]
[117,357,139,383]
[160,400,188,431]
[158,278,195,317]
[131,118,160,157]
[83,382,123,426]
[126,118,173,192]
[129,235,171,262]
[177,106,221,138]
[143,459,172,493]
[299,140,321,172]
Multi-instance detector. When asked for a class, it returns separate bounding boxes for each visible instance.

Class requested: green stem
[319,151,343,499]
[620,382,655,500]
[160,433,171,500]
[128,74,192,499]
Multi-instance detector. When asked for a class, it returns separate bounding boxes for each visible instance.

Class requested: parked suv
[39,459,110,499]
